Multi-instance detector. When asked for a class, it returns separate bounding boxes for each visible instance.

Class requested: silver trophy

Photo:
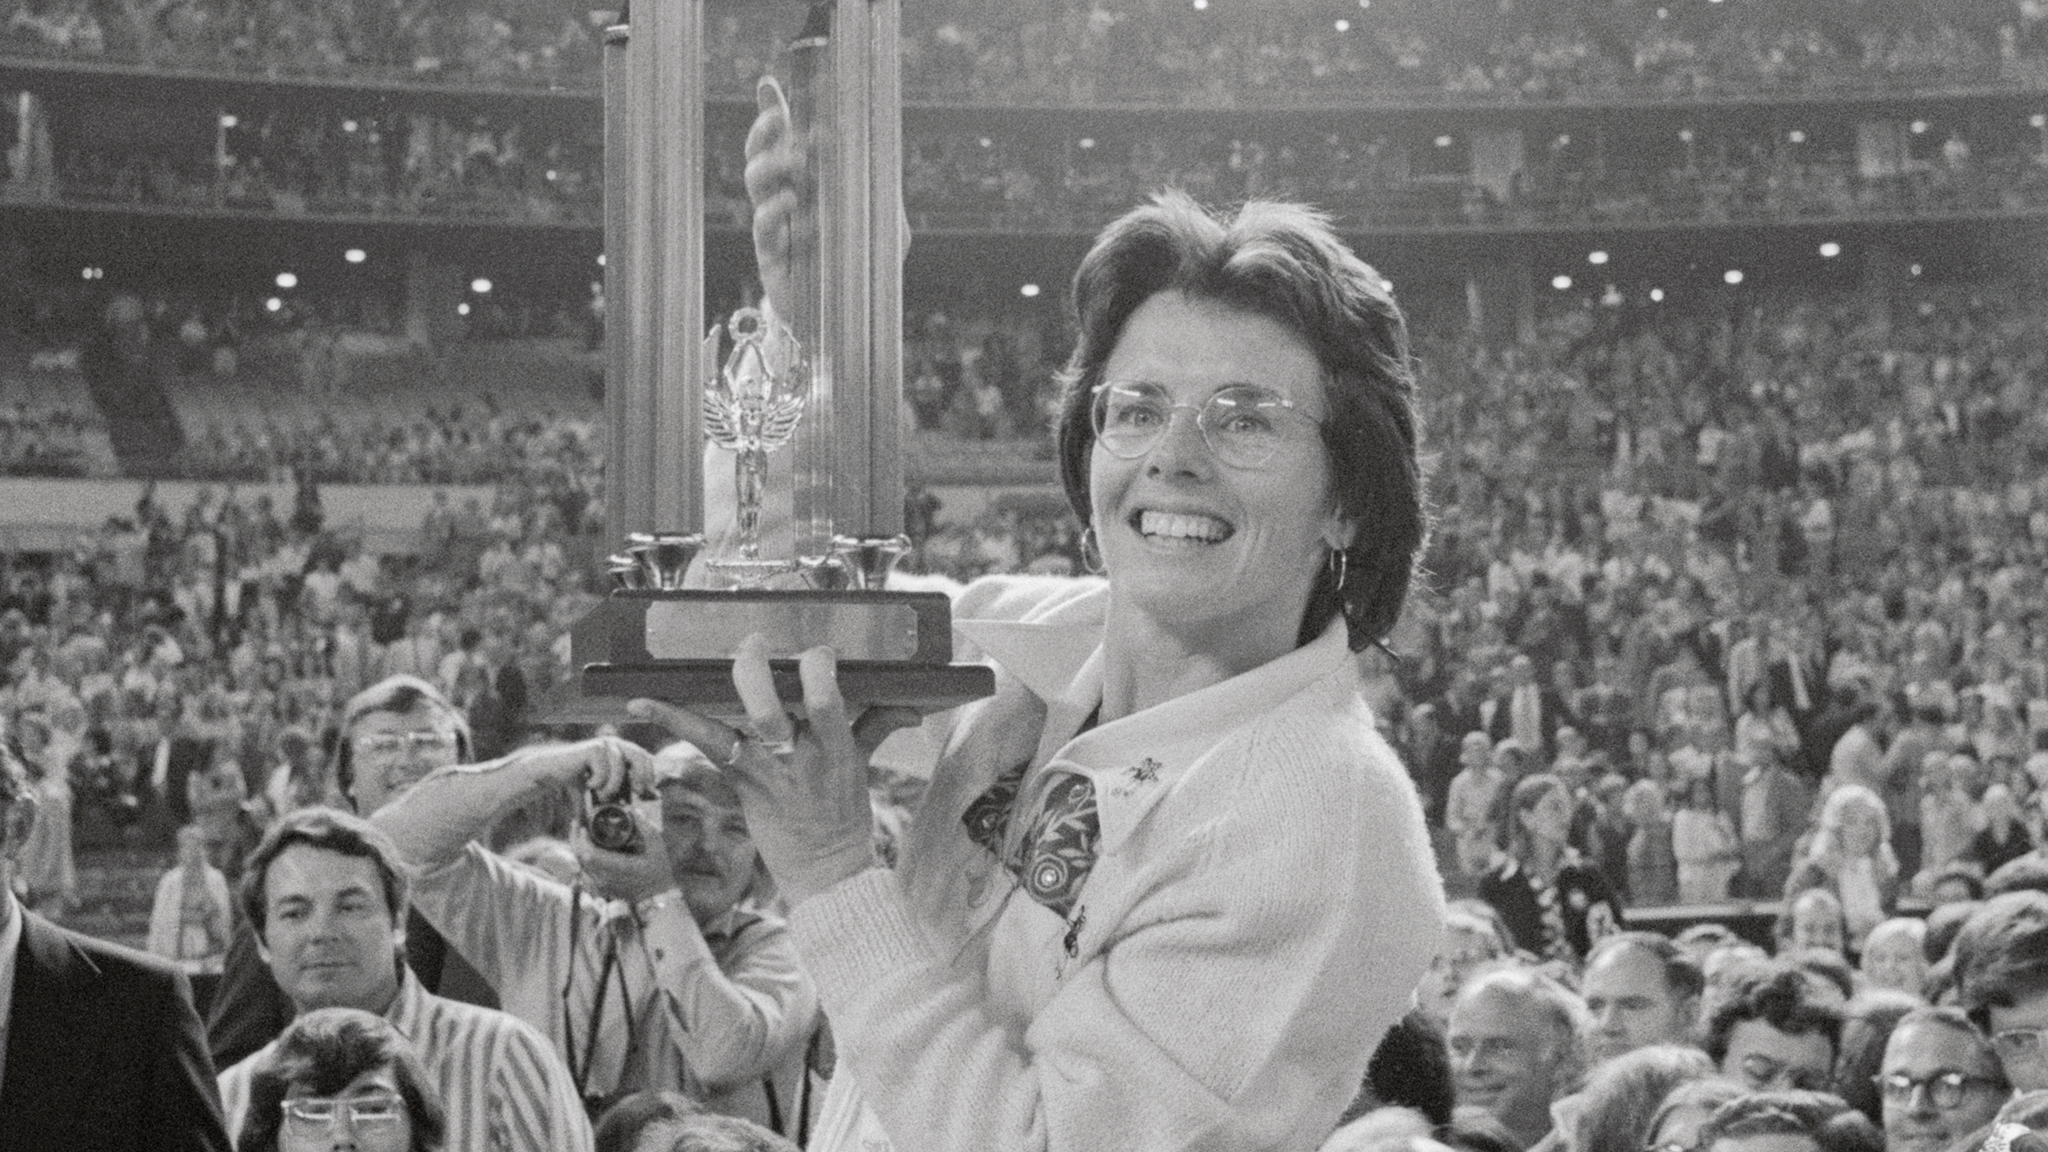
[701,306,807,577]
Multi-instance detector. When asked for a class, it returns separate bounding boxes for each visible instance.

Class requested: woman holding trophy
[623,81,1445,1151]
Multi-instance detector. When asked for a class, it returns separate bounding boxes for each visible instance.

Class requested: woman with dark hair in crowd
[633,163,1444,1146]
[237,1006,446,1152]
[1478,772,1623,964]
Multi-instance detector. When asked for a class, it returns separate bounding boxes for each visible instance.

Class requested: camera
[585,776,648,855]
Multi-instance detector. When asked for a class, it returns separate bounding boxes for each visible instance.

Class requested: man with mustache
[372,737,819,1138]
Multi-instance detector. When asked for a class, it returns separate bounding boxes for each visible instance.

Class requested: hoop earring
[1327,547,1348,593]
[1080,526,1105,575]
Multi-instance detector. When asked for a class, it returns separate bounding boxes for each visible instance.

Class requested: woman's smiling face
[1089,291,1349,654]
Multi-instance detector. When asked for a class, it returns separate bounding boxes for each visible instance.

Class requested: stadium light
[458,303,472,316]
[1334,18,1349,31]
[471,278,493,294]
[1551,275,1572,290]
[1078,138,1096,150]
[1192,0,1207,9]
[1020,284,1041,297]
[597,254,606,266]
[276,272,298,289]
[1435,135,1453,148]
[265,297,282,312]
[1724,269,1744,285]
[1788,129,1806,144]
[1911,120,1929,134]
[1588,250,1608,265]
[219,114,237,129]
[345,249,366,264]
[2033,114,2048,129]
[342,120,358,133]
[1910,263,1923,276]
[1819,242,1841,258]
[1650,288,1665,302]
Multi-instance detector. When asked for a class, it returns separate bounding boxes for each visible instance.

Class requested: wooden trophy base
[540,589,996,724]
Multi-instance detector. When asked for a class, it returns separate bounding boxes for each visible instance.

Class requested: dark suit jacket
[0,911,230,1152]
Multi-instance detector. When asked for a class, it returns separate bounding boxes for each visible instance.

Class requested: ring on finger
[718,730,747,768]
[749,717,798,757]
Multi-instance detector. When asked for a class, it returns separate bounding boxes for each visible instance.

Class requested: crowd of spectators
[20,89,2048,236]
[11,0,2048,107]
[14,273,2048,1147]
[1,0,607,87]
[30,106,602,227]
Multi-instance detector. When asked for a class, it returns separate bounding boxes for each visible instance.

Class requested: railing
[7,40,2048,115]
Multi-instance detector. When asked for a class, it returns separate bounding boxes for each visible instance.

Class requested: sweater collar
[962,586,1357,855]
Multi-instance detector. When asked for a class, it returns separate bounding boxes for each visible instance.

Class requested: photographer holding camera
[369,733,822,1137]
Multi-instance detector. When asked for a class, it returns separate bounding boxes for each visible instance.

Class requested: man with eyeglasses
[1877,1006,2009,1152]
[209,675,499,1067]
[216,808,591,1152]
[1703,962,1842,1095]
[1445,965,1590,1150]
[1954,889,2048,1094]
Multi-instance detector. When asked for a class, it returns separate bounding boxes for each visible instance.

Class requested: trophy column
[562,0,993,721]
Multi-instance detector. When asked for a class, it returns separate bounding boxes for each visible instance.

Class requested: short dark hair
[1927,899,1983,963]
[1586,931,1706,1003]
[1832,991,1938,1124]
[240,807,409,945]
[1363,1008,1454,1128]
[1955,890,2048,1027]
[237,1007,446,1152]
[1704,963,1844,1065]
[1052,190,1426,651]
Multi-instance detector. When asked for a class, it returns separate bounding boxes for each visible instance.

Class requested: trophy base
[540,659,995,723]
[552,587,997,724]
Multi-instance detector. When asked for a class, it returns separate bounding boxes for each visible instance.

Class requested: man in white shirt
[216,807,591,1152]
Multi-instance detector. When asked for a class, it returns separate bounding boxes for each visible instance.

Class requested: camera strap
[561,882,633,1100]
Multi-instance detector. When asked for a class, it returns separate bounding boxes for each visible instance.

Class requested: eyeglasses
[1090,380,1322,470]
[352,731,459,760]
[1993,1026,2048,1059]
[1737,1052,1827,1091]
[283,1091,404,1129]
[1874,1071,2004,1109]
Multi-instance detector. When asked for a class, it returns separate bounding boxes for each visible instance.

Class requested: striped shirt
[218,968,594,1152]
[407,844,818,1134]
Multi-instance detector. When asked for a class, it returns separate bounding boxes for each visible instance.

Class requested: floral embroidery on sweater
[961,761,1102,920]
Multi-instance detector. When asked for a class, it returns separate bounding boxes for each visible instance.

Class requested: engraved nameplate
[644,598,921,661]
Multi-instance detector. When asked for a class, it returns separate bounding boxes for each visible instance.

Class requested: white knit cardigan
[790,576,1446,1152]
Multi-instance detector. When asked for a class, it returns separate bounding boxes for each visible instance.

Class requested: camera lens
[588,803,641,854]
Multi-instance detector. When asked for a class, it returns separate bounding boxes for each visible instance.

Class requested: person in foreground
[0,740,231,1151]
[235,1007,445,1152]
[633,188,1446,1150]
[215,808,592,1152]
